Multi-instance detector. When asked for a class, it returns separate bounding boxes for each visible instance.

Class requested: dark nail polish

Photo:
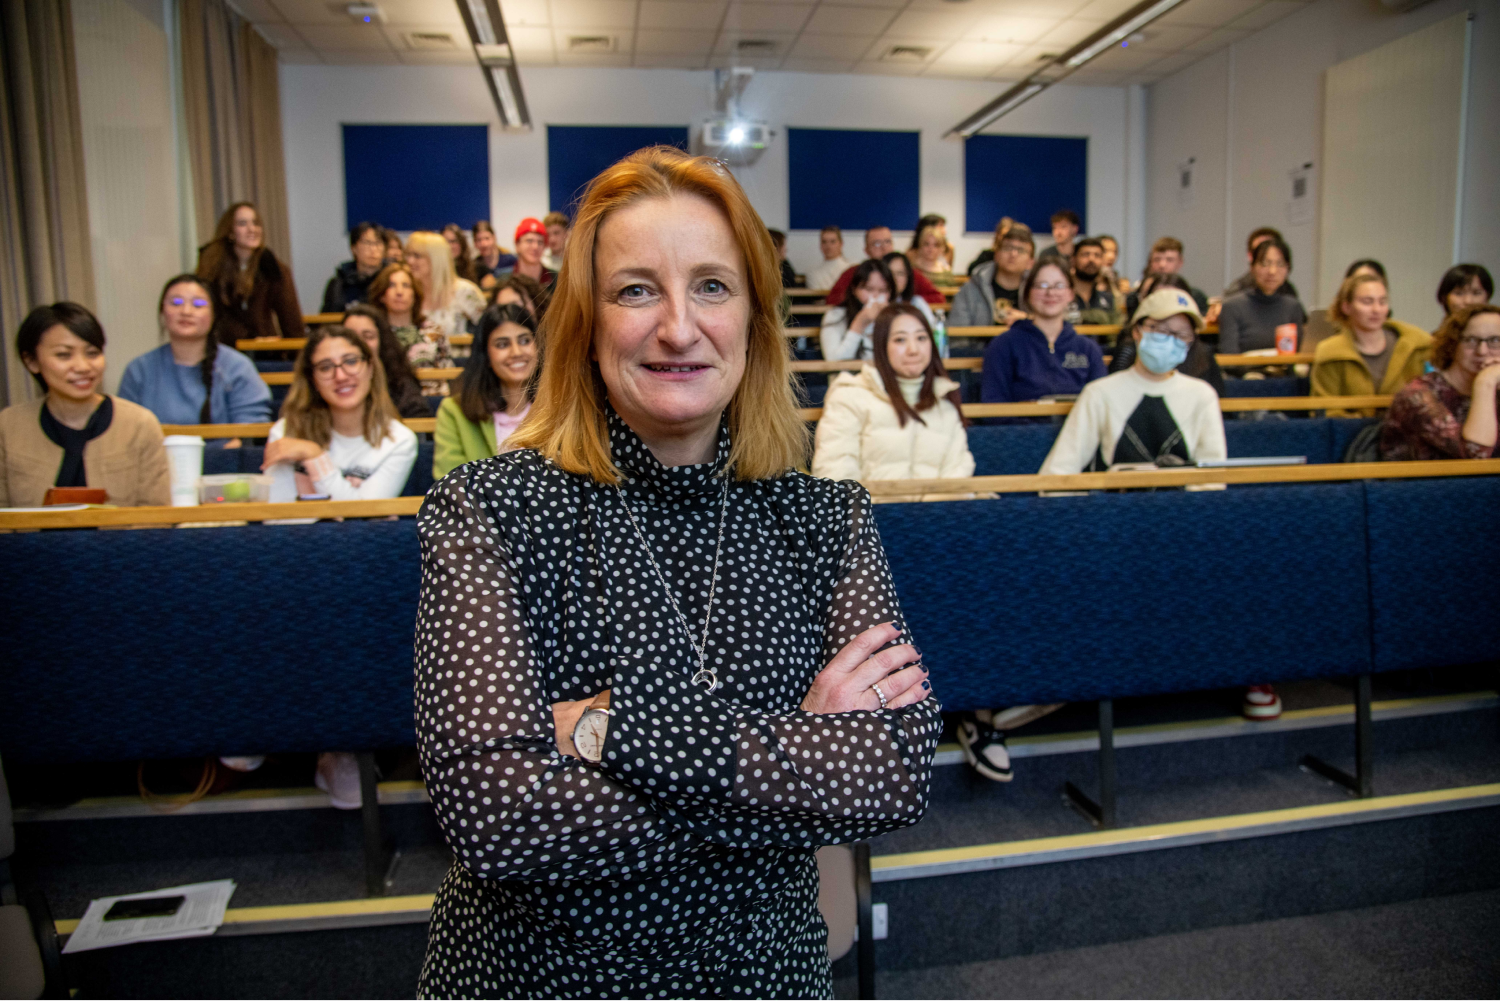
[921,680,931,690]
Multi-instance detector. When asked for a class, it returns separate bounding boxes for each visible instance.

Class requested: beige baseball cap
[1130,287,1204,330]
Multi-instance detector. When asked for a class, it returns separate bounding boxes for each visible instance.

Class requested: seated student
[195,201,305,345]
[506,218,558,287]
[1109,274,1224,395]
[1124,237,1210,319]
[951,223,1033,327]
[1037,208,1081,267]
[807,225,850,290]
[470,220,518,291]
[1096,233,1130,300]
[1311,272,1431,415]
[1041,288,1226,474]
[907,216,953,286]
[965,216,1012,276]
[119,275,275,426]
[491,272,548,320]
[981,258,1107,408]
[341,304,431,419]
[367,262,426,349]
[540,211,569,272]
[433,303,538,479]
[1381,305,1500,460]
[1069,237,1121,324]
[321,222,387,313]
[1303,259,1388,351]
[1224,226,1300,300]
[1216,236,1307,354]
[768,228,798,287]
[442,223,479,285]
[1,302,170,507]
[381,228,404,265]
[405,231,486,340]
[1436,264,1493,321]
[880,252,938,328]
[812,303,973,488]
[821,259,894,361]
[825,226,946,307]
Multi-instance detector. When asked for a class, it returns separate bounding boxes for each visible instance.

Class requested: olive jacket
[1310,320,1432,417]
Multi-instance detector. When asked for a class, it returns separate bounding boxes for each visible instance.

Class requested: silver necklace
[615,480,729,692]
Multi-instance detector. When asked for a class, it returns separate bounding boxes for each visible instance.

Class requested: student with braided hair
[120,274,274,426]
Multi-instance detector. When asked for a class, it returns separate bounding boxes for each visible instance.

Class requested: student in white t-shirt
[264,326,418,504]
[1040,287,1226,474]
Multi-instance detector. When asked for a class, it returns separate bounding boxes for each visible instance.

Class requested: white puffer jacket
[812,366,975,490]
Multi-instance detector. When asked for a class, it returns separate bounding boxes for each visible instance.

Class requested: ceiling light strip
[946,0,1190,137]
[456,0,531,131]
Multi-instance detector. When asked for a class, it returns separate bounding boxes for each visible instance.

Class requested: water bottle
[933,313,949,359]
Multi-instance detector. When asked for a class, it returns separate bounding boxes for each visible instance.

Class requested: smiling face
[232,206,262,253]
[546,223,568,255]
[488,321,538,391]
[473,228,496,257]
[1099,237,1118,268]
[1447,276,1490,315]
[380,270,415,317]
[25,325,105,403]
[1027,262,1073,319]
[517,233,546,266]
[444,229,464,261]
[161,280,214,341]
[309,335,371,415]
[342,313,382,354]
[886,313,931,379]
[591,192,748,451]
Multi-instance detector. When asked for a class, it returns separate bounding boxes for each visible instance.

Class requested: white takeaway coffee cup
[162,434,205,507]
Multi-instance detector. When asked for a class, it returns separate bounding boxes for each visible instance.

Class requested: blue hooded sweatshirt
[980,318,1107,405]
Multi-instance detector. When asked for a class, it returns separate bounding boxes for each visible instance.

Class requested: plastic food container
[199,474,272,505]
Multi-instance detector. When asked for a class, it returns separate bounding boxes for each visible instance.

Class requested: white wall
[1146,0,1500,327]
[72,0,185,392]
[279,64,1135,309]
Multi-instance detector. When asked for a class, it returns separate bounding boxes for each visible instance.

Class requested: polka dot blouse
[414,410,941,999]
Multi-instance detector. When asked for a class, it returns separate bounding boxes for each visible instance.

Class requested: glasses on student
[1033,281,1070,291]
[170,296,210,308]
[356,237,385,248]
[1460,335,1500,351]
[312,355,366,378]
[1140,320,1195,344]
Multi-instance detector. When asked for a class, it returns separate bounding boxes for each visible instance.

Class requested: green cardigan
[433,396,498,480]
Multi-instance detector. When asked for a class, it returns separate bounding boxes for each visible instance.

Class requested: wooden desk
[260,367,463,386]
[161,418,438,439]
[241,334,473,352]
[796,395,1392,421]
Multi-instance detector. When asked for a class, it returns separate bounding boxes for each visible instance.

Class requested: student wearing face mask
[1040,288,1226,474]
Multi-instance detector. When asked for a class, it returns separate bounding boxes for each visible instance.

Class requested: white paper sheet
[62,880,236,954]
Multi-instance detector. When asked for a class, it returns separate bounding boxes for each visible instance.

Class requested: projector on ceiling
[696,119,772,166]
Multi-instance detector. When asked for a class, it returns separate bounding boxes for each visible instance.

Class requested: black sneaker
[957,720,1013,782]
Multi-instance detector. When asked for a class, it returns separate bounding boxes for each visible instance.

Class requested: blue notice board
[342,124,489,230]
[964,135,1087,235]
[788,128,919,231]
[547,125,690,216]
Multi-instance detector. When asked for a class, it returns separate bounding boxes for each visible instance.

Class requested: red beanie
[514,218,546,243]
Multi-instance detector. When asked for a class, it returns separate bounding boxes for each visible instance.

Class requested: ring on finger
[870,682,888,710]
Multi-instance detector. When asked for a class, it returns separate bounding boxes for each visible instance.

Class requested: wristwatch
[572,708,611,763]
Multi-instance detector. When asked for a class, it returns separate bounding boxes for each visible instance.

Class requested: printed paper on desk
[62,880,237,954]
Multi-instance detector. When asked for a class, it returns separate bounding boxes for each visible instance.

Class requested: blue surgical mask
[1138,331,1189,374]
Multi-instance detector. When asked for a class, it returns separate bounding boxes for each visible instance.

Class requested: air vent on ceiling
[567,35,616,52]
[883,45,931,62]
[405,31,457,49]
[735,39,778,53]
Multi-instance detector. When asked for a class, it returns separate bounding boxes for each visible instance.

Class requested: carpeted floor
[844,888,1500,999]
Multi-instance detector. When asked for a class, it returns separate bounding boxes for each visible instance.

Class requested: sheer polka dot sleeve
[415,473,708,882]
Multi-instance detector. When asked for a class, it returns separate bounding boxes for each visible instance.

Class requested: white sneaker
[957,720,1013,782]
[1242,685,1283,720]
[218,755,265,772]
[315,752,363,809]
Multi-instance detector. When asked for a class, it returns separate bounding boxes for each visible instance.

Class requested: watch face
[576,711,608,762]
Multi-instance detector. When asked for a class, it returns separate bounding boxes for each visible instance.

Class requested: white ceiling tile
[1227,0,1301,31]
[706,52,784,67]
[376,0,467,26]
[934,39,1023,65]
[503,0,554,27]
[802,5,895,34]
[851,58,926,75]
[383,23,468,51]
[1035,17,1103,47]
[789,33,876,58]
[1086,42,1168,70]
[638,0,725,28]
[295,24,394,49]
[553,27,633,51]
[778,56,856,72]
[966,15,1055,44]
[634,28,717,53]
[508,25,557,50]
[883,9,982,40]
[319,48,404,63]
[924,61,1005,79]
[226,0,284,20]
[518,49,559,64]
[275,47,323,63]
[713,30,798,54]
[1182,25,1247,51]
[632,51,707,66]
[1157,0,1262,28]
[398,49,482,64]
[1132,23,1210,51]
[722,2,812,33]
[1069,0,1143,20]
[557,51,634,64]
[549,0,639,29]
[253,22,307,46]
[270,0,343,24]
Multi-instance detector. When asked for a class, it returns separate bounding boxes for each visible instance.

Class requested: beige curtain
[0,0,97,407]
[178,0,291,265]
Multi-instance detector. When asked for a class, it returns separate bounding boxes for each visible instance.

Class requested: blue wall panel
[343,124,489,231]
[964,134,1087,235]
[547,125,690,215]
[788,128,919,232]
